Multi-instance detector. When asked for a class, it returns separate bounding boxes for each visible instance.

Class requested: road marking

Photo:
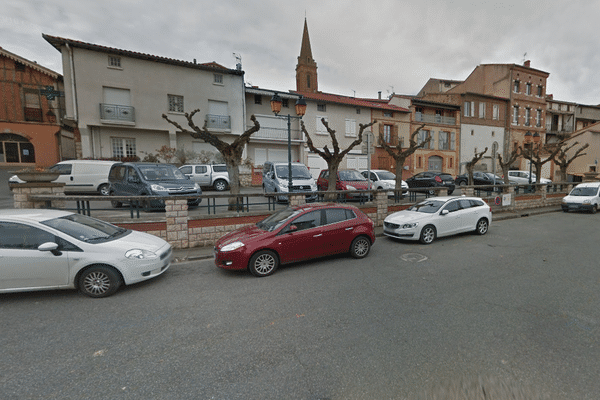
[401,253,428,263]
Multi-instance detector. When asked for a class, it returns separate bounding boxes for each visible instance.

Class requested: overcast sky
[3,0,600,105]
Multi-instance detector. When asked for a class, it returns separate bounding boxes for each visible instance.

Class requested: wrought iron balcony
[415,112,456,125]
[206,114,231,130]
[100,103,135,122]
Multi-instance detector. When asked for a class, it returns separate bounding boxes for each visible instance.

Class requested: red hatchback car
[214,203,375,277]
[317,169,371,199]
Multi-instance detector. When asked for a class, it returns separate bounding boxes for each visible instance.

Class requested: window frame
[168,94,184,113]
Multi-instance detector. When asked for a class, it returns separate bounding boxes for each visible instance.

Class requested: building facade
[0,46,69,167]
[43,34,245,162]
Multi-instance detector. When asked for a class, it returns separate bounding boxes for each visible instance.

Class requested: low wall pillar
[165,199,189,249]
[12,183,66,209]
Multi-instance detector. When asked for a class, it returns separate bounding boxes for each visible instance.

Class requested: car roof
[0,208,74,222]
[290,202,357,212]
[58,160,117,164]
[574,182,600,188]
[420,196,484,202]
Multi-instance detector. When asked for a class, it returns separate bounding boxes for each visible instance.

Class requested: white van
[9,160,117,195]
[262,161,318,202]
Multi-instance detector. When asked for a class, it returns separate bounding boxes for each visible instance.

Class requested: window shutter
[470,102,475,117]
[450,132,455,150]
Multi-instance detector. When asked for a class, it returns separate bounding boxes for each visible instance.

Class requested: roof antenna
[233,53,242,71]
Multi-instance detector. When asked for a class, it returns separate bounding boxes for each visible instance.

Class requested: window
[492,131,495,137]
[0,222,56,249]
[417,129,433,148]
[195,166,208,173]
[306,73,311,89]
[345,119,356,137]
[383,125,392,143]
[316,116,328,135]
[512,106,519,124]
[525,108,531,126]
[513,80,520,93]
[526,83,532,95]
[254,94,262,105]
[325,208,352,225]
[479,102,486,119]
[214,74,223,84]
[168,94,184,113]
[317,104,326,112]
[449,157,453,168]
[356,108,361,114]
[438,131,450,150]
[111,137,136,159]
[23,89,42,122]
[384,111,393,118]
[108,56,121,68]
[536,109,542,127]
[291,210,321,232]
[464,101,473,117]
[417,156,422,168]
[493,104,499,120]
[282,98,289,108]
[471,129,474,136]
[537,85,543,97]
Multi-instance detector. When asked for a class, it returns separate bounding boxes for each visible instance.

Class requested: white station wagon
[384,196,492,244]
[0,209,172,298]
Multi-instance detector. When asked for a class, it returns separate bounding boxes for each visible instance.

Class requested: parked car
[9,160,117,195]
[214,203,375,277]
[360,169,409,197]
[561,182,600,213]
[505,170,552,185]
[405,172,455,195]
[455,171,506,191]
[262,161,318,202]
[108,162,202,209]
[179,164,229,191]
[317,169,371,199]
[383,196,491,244]
[0,209,172,298]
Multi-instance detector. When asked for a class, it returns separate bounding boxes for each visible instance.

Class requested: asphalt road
[1,212,598,399]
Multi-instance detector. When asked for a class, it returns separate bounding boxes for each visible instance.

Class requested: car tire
[213,179,228,192]
[78,265,122,298]
[459,181,467,187]
[350,236,371,258]
[248,250,279,277]
[475,218,489,235]
[419,225,436,244]
[98,183,110,196]
[110,192,122,208]
[592,204,598,214]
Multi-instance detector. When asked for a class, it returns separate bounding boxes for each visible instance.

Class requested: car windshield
[256,208,303,232]
[484,173,503,180]
[440,174,453,180]
[570,187,599,196]
[275,165,312,179]
[140,166,187,181]
[339,170,366,181]
[407,200,445,213]
[376,171,395,180]
[42,214,129,243]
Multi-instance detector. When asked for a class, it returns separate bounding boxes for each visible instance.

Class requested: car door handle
[345,227,354,231]
[313,234,322,237]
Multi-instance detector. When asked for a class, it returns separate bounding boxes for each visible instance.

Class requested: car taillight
[435,175,442,183]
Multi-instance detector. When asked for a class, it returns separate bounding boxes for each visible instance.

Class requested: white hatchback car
[561,182,600,213]
[383,196,492,244]
[0,209,172,298]
[360,169,409,197]
[506,170,552,185]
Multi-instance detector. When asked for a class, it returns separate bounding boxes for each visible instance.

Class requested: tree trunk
[394,155,407,193]
[326,163,340,201]
[223,156,243,211]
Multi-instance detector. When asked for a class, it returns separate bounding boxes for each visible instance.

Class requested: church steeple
[295,18,318,93]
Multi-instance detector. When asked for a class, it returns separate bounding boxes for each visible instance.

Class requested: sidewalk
[171,205,562,263]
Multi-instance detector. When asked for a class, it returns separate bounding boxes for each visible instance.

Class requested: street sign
[362,131,375,155]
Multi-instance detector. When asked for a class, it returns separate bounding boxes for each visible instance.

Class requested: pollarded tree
[162,110,260,209]
[378,124,428,190]
[465,148,488,185]
[301,118,376,197]
[519,142,563,184]
[553,141,589,182]
[497,147,521,186]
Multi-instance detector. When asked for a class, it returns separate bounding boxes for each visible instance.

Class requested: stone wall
[12,183,66,209]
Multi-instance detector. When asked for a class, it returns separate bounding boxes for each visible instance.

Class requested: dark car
[455,171,505,190]
[214,203,375,277]
[108,162,202,209]
[317,169,371,199]
[405,172,455,195]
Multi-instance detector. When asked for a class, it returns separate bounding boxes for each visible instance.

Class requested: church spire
[296,18,318,93]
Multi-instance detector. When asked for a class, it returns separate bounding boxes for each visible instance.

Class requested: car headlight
[401,222,419,229]
[280,180,288,188]
[220,241,245,252]
[583,199,591,204]
[150,184,168,192]
[346,185,356,190]
[125,249,158,259]
[561,199,567,203]
[194,183,201,190]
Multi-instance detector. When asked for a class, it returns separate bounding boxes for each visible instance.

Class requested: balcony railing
[251,126,302,141]
[415,112,456,125]
[206,114,231,130]
[545,123,574,133]
[100,103,135,122]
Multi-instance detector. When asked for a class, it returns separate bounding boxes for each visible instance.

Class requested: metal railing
[100,103,135,122]
[250,126,302,141]
[414,113,456,125]
[206,114,231,130]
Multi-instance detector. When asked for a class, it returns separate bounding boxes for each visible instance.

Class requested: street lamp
[270,93,307,193]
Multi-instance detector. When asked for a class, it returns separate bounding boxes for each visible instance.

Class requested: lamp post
[270,93,307,193]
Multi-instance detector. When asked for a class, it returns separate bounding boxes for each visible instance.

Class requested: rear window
[109,166,126,181]
[213,165,228,172]
[50,164,72,175]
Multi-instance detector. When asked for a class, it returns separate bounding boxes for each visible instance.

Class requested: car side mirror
[440,209,449,216]
[38,242,59,252]
[288,225,298,232]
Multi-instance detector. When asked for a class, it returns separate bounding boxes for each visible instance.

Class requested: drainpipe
[65,43,78,122]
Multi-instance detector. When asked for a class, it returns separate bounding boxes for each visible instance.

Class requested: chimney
[193,58,197,64]
[524,60,531,68]
[378,91,382,99]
